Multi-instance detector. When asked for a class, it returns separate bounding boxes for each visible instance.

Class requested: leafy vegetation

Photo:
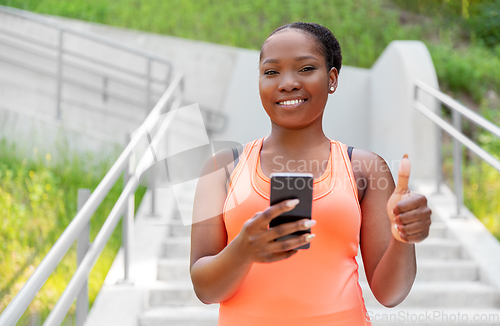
[0,138,147,325]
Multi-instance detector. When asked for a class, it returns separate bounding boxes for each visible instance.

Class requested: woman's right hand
[235,199,316,264]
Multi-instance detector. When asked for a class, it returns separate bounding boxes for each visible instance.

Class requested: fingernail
[305,234,316,242]
[403,154,409,159]
[304,220,316,228]
[286,199,300,208]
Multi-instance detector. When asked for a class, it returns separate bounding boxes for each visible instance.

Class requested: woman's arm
[354,149,431,308]
[190,149,313,304]
[189,148,251,304]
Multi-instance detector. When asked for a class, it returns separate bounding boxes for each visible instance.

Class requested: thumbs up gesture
[386,154,432,243]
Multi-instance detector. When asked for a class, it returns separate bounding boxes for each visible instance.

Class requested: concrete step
[149,282,202,307]
[148,281,500,308]
[158,258,191,282]
[428,221,447,238]
[139,305,219,326]
[415,238,463,260]
[357,259,479,283]
[139,306,500,326]
[361,282,500,308]
[166,218,191,237]
[415,260,479,282]
[161,236,191,258]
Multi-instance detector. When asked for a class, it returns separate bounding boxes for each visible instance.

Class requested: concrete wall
[0,101,121,163]
[0,8,151,160]
[369,41,439,180]
[46,15,238,115]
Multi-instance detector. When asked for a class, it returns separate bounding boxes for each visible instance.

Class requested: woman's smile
[276,98,308,109]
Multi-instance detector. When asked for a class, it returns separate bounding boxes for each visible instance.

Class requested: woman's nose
[278,72,301,92]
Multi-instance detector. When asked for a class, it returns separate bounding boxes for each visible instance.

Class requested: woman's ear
[328,67,339,94]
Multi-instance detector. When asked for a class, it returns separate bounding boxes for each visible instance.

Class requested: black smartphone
[269,173,314,250]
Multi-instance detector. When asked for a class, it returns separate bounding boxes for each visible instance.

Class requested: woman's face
[259,29,338,130]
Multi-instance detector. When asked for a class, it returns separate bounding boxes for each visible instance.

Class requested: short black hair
[260,22,342,74]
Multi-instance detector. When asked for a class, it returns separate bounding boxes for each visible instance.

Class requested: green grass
[0,138,147,325]
[442,144,500,242]
[440,104,500,241]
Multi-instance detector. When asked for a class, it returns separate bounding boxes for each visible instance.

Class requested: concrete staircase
[137,184,219,326]
[136,180,500,326]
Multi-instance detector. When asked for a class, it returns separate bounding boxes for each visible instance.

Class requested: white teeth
[279,99,304,106]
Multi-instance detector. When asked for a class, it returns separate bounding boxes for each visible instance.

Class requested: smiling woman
[258,27,337,132]
[189,22,432,326]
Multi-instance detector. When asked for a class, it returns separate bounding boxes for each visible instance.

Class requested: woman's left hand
[386,155,432,243]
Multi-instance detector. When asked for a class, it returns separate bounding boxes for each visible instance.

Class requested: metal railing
[414,79,500,217]
[0,5,173,119]
[0,73,184,326]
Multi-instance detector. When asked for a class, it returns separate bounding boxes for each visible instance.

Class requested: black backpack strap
[225,147,240,192]
[232,147,240,167]
[347,146,354,162]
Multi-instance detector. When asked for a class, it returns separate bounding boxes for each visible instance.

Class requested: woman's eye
[300,66,315,72]
[264,70,278,75]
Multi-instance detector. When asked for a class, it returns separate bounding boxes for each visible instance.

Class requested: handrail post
[102,76,108,102]
[452,109,463,217]
[56,30,63,120]
[436,103,443,194]
[146,58,152,113]
[123,134,135,283]
[76,189,91,326]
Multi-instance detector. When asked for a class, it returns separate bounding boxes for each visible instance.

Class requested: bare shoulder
[351,148,388,173]
[189,145,243,269]
[350,148,390,201]
[190,148,231,267]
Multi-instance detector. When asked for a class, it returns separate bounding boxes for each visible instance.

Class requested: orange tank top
[219,137,371,326]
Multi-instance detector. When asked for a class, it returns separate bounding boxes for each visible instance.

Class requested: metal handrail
[414,79,500,217]
[0,51,146,108]
[0,36,165,96]
[415,80,500,138]
[0,51,163,109]
[0,5,172,66]
[0,5,173,119]
[0,73,184,326]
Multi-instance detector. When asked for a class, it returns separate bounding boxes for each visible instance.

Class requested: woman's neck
[264,121,329,156]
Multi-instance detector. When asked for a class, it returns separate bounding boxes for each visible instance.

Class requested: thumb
[394,154,411,194]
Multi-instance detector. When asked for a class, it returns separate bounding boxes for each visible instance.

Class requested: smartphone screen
[270,173,313,250]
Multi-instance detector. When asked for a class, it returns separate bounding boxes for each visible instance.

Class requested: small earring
[330,86,334,92]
